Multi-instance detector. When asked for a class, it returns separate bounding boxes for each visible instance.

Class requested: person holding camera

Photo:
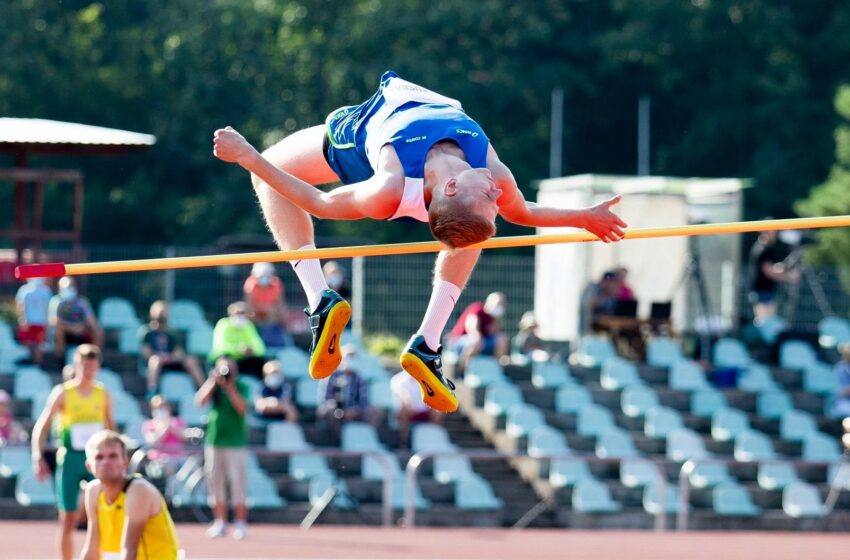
[194,356,250,540]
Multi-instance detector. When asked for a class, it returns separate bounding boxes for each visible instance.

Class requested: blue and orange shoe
[399,335,458,413]
[305,289,351,380]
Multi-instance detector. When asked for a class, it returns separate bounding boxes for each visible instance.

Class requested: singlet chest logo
[405,135,427,143]
[456,128,479,137]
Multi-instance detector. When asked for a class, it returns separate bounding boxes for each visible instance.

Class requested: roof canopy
[0,118,155,156]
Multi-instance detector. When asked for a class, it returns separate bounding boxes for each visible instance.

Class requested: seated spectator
[588,271,620,325]
[141,300,205,397]
[616,267,636,301]
[390,371,442,448]
[0,389,27,444]
[253,360,298,423]
[317,345,381,437]
[142,395,187,478]
[243,262,291,348]
[15,277,52,365]
[48,276,104,360]
[210,302,267,377]
[512,311,550,363]
[323,261,351,300]
[832,343,850,418]
[448,292,509,369]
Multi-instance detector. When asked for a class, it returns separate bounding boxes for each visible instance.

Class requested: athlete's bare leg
[251,125,339,250]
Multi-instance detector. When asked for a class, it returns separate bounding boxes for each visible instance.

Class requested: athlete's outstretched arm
[79,482,101,560]
[487,147,627,243]
[121,483,155,560]
[213,126,397,220]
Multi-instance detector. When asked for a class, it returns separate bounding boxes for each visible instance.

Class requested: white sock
[290,244,329,311]
[416,280,462,351]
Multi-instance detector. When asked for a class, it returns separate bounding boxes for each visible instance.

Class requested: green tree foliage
[797,85,850,290]
[1,1,849,247]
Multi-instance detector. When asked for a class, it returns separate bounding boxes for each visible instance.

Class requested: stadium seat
[505,404,546,438]
[434,456,476,483]
[576,403,615,437]
[669,360,710,391]
[290,454,335,481]
[779,340,818,370]
[783,481,827,517]
[30,390,51,420]
[368,378,393,410]
[779,409,818,442]
[554,385,593,415]
[0,323,29,368]
[527,425,569,458]
[818,316,850,348]
[123,416,145,444]
[757,462,801,490]
[754,315,787,345]
[159,373,195,402]
[572,479,621,513]
[549,458,594,488]
[621,385,659,418]
[802,362,838,394]
[350,352,386,380]
[179,394,209,427]
[484,383,523,417]
[118,327,142,355]
[186,322,214,356]
[645,336,683,368]
[712,338,752,369]
[531,362,573,388]
[277,347,311,379]
[14,367,52,400]
[390,475,430,510]
[247,471,286,508]
[0,445,32,477]
[801,432,841,462]
[463,356,506,388]
[411,424,454,453]
[168,299,206,331]
[595,427,637,459]
[98,297,141,331]
[644,406,684,439]
[267,422,334,480]
[711,408,750,442]
[666,428,708,462]
[296,378,321,408]
[828,463,850,490]
[576,335,616,367]
[455,474,503,510]
[308,474,354,510]
[97,368,124,394]
[643,482,680,514]
[240,376,263,401]
[755,390,794,419]
[110,391,144,425]
[600,356,643,390]
[737,364,778,392]
[687,462,733,489]
[712,482,760,516]
[15,471,56,506]
[733,430,776,462]
[341,422,383,452]
[620,457,660,488]
[690,388,727,418]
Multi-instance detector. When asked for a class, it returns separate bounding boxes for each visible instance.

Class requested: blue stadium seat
[818,316,850,348]
[666,428,708,462]
[14,367,52,400]
[463,356,506,388]
[712,482,760,516]
[733,429,776,462]
[186,322,214,356]
[554,385,593,415]
[757,462,801,490]
[595,427,637,459]
[15,471,56,506]
[576,335,616,367]
[296,378,321,408]
[527,425,569,458]
[455,474,503,510]
[247,471,286,508]
[712,338,752,369]
[755,390,794,419]
[531,362,573,389]
[711,408,750,442]
[484,383,523,417]
[577,403,615,437]
[411,424,454,453]
[572,479,621,513]
[179,394,209,427]
[779,409,818,442]
[600,356,643,390]
[643,482,681,514]
[690,388,727,418]
[644,406,684,439]
[646,336,683,368]
[98,297,141,331]
[783,481,827,517]
[779,340,818,370]
[802,362,838,395]
[687,462,733,489]
[620,457,660,488]
[168,299,206,330]
[669,360,710,391]
[737,364,779,392]
[549,458,594,488]
[802,432,841,462]
[621,385,659,418]
[0,445,32,477]
[159,373,195,402]
[277,347,311,379]
[505,404,546,438]
[368,378,394,410]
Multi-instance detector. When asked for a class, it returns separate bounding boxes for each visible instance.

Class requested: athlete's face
[75,356,100,382]
[452,168,501,223]
[87,442,129,482]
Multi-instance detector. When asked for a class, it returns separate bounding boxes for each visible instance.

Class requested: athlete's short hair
[85,429,129,460]
[428,198,496,249]
[75,343,101,361]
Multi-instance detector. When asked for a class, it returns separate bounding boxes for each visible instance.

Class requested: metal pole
[352,256,365,337]
[164,246,176,302]
[404,453,424,527]
[550,88,564,178]
[638,95,651,176]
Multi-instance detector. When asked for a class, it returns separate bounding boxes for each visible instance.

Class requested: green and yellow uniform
[98,476,180,560]
[56,381,107,511]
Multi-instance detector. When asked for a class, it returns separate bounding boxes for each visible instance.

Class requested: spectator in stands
[448,291,509,369]
[254,360,299,423]
[15,276,52,365]
[243,262,290,348]
[49,276,104,361]
[832,343,850,418]
[210,301,267,377]
[589,271,620,319]
[0,389,27,444]
[390,370,442,448]
[615,267,636,301]
[317,344,381,437]
[142,395,187,478]
[195,356,250,540]
[141,300,205,397]
[512,311,549,362]
[31,344,115,560]
[747,229,799,321]
[322,260,351,300]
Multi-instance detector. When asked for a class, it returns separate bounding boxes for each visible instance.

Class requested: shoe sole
[399,352,458,413]
[308,300,352,380]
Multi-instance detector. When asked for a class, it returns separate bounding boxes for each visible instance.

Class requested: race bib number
[70,422,103,450]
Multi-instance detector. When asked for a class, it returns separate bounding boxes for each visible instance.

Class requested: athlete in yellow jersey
[32,344,115,560]
[81,430,180,560]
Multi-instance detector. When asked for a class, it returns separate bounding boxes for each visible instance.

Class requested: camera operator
[195,356,250,540]
[317,345,382,440]
[747,228,800,321]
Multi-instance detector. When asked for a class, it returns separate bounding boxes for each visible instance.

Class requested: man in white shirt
[391,370,442,448]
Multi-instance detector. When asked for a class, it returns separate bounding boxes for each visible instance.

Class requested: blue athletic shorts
[322,104,375,185]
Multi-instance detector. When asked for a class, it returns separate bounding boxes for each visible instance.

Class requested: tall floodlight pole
[550,88,564,178]
[637,94,651,176]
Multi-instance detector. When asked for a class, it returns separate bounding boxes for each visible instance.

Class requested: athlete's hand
[32,455,50,481]
[582,194,627,243]
[213,126,257,165]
